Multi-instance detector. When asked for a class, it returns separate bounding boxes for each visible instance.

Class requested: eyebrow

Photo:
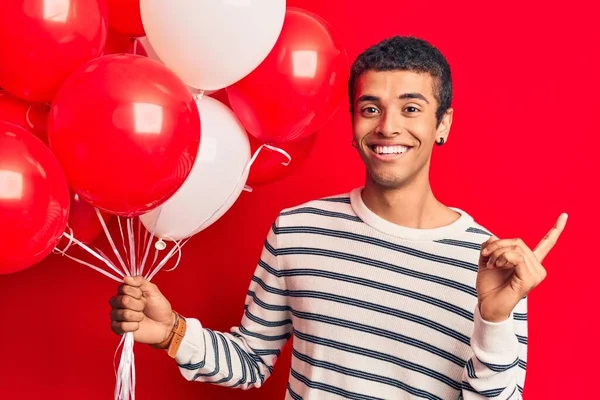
[399,93,430,104]
[356,93,430,104]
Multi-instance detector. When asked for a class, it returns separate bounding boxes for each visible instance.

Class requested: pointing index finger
[533,213,568,262]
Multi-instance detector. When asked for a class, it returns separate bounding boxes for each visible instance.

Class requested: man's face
[352,70,452,189]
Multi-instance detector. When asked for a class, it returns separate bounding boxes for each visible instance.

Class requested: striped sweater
[175,187,528,399]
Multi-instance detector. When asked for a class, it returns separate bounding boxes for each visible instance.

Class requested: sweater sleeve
[461,297,528,399]
[174,218,292,389]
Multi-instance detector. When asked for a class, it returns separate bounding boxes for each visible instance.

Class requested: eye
[404,106,420,113]
[361,106,380,115]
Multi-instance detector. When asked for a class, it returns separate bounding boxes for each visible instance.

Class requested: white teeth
[374,145,409,155]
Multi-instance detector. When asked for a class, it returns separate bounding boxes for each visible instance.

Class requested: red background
[0,0,597,398]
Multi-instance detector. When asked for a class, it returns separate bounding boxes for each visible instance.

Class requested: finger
[109,295,145,312]
[495,251,546,289]
[487,245,526,268]
[481,235,499,250]
[118,283,143,300]
[482,237,528,257]
[110,308,144,323]
[123,275,146,287]
[491,250,527,270]
[138,280,163,299]
[111,320,139,336]
[495,245,546,282]
[533,213,568,262]
[479,236,499,263]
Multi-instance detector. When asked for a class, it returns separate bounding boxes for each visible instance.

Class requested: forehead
[356,70,436,101]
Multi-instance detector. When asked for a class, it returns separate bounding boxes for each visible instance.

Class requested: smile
[369,144,412,161]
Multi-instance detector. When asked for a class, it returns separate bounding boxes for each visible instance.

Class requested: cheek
[406,119,436,144]
[352,119,373,141]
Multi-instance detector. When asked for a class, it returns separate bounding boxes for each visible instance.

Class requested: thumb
[123,276,162,297]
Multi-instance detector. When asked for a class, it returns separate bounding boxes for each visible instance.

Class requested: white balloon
[135,37,217,95]
[140,96,251,240]
[140,0,286,91]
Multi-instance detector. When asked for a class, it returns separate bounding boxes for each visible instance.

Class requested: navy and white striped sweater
[175,188,527,399]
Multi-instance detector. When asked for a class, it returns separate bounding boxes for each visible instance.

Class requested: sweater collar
[350,187,474,241]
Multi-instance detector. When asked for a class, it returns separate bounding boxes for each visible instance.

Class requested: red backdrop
[0,0,596,398]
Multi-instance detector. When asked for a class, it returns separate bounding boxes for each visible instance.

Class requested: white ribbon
[96,209,130,276]
[241,143,291,193]
[24,102,50,131]
[52,208,184,400]
[114,332,136,400]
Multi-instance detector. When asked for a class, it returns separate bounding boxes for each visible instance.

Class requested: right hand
[109,276,176,345]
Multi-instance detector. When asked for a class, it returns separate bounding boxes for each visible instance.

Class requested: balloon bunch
[0,1,348,399]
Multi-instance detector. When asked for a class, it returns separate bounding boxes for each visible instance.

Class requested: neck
[361,173,459,229]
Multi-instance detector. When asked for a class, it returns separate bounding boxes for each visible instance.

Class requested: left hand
[477,213,568,322]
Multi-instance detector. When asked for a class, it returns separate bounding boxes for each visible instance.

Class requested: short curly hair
[348,36,452,125]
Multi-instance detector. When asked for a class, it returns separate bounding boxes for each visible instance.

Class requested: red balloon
[0,0,108,103]
[107,0,145,37]
[103,30,148,56]
[103,29,134,54]
[227,8,349,143]
[66,192,112,244]
[247,134,317,187]
[0,91,49,143]
[0,122,70,275]
[48,54,201,217]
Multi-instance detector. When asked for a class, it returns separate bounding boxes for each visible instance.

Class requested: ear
[436,108,453,143]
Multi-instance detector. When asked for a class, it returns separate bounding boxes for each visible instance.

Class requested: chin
[368,171,408,189]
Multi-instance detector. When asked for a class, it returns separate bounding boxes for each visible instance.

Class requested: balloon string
[150,248,159,270]
[55,247,123,282]
[94,246,115,268]
[136,218,141,271]
[241,144,291,193]
[161,240,184,273]
[145,237,186,281]
[24,102,50,130]
[127,218,136,276]
[114,332,136,400]
[96,209,130,276]
[52,225,75,255]
[117,217,129,262]
[114,334,125,380]
[54,231,125,280]
[138,207,162,278]
[259,144,292,166]
[112,143,292,400]
[25,104,36,130]
[53,212,163,400]
[141,228,149,267]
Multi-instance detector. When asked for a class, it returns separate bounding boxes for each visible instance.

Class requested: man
[110,36,567,399]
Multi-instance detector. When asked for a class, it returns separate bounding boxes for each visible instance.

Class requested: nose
[376,111,402,137]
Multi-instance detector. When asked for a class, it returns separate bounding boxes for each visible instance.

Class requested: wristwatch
[150,311,187,358]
